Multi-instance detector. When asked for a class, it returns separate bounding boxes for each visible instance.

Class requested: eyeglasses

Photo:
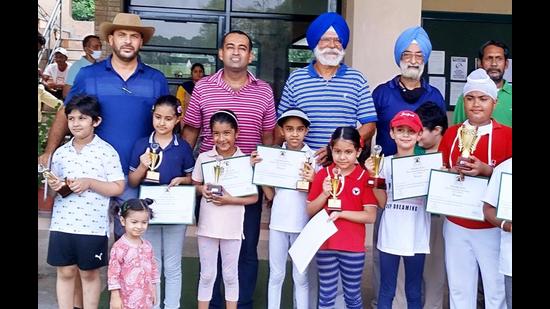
[401,52,424,62]
[318,37,342,47]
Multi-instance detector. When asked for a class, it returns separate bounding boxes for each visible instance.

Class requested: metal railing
[38,0,62,68]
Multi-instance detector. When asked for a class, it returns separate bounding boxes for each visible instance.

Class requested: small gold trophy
[207,155,224,196]
[296,153,312,192]
[327,167,342,211]
[145,143,163,183]
[366,145,386,190]
[457,123,481,170]
[38,164,73,198]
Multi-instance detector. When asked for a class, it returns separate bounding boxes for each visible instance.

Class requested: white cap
[53,47,68,57]
[463,68,498,100]
[277,108,310,127]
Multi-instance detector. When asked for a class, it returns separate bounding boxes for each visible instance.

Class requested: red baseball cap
[390,110,423,132]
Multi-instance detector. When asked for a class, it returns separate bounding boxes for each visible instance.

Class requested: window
[140,51,217,79]
[232,0,329,15]
[142,19,218,49]
[130,0,224,10]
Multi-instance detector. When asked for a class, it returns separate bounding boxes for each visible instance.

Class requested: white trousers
[143,224,187,309]
[443,219,505,309]
[197,236,242,302]
[268,230,309,309]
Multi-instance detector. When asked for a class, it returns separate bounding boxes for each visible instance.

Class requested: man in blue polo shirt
[38,13,169,240]
[370,26,446,309]
[276,12,377,164]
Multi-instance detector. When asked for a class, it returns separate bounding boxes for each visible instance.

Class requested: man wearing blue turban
[276,12,378,309]
[370,26,447,309]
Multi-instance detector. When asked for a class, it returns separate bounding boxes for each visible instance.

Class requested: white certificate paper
[252,145,307,190]
[391,152,443,201]
[139,185,196,224]
[426,170,488,221]
[288,209,338,274]
[496,173,512,221]
[201,156,257,197]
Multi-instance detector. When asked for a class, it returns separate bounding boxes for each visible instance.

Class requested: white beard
[400,60,425,80]
[314,46,345,66]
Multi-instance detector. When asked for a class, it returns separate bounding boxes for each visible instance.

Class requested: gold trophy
[327,167,342,211]
[207,155,224,196]
[145,143,163,183]
[296,153,312,192]
[457,123,481,170]
[366,145,386,190]
[38,164,73,198]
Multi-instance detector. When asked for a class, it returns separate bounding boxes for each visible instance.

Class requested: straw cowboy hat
[99,13,155,44]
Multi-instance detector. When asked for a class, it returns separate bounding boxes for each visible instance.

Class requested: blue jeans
[210,189,263,309]
[378,251,425,309]
[505,275,512,309]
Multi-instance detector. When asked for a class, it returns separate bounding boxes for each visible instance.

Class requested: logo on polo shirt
[352,187,361,195]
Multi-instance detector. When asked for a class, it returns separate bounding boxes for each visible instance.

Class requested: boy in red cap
[365,110,431,309]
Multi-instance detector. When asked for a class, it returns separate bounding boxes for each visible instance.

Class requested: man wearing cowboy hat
[38,13,169,305]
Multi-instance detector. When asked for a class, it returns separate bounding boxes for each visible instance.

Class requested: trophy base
[367,177,386,190]
[145,171,160,183]
[327,198,341,211]
[57,184,73,198]
[296,179,310,192]
[457,156,474,171]
[207,184,224,196]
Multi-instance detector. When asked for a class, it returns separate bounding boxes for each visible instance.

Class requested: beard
[486,68,504,83]
[400,60,425,80]
[112,44,138,62]
[314,46,345,66]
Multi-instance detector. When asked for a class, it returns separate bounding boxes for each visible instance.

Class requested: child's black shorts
[47,231,108,270]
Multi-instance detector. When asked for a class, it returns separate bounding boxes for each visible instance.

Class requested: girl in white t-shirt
[191,110,259,309]
[365,111,430,309]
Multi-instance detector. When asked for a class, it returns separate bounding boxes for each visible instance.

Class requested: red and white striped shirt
[184,69,276,154]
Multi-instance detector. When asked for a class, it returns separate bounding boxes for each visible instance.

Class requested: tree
[72,0,94,21]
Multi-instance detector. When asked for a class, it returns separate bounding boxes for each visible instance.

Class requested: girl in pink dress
[108,198,160,309]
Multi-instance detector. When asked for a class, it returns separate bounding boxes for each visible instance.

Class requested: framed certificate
[252,145,307,190]
[496,172,512,221]
[201,155,258,197]
[426,169,489,221]
[391,152,443,201]
[139,185,196,224]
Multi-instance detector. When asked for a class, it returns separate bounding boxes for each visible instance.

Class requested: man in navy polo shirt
[38,13,169,240]
[370,26,446,309]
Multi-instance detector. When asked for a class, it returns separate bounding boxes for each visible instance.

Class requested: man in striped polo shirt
[276,12,378,164]
[183,30,276,309]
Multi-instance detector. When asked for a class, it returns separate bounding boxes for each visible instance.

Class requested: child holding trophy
[364,110,431,309]
[438,68,512,308]
[307,126,377,309]
[46,95,125,309]
[250,108,315,309]
[128,95,195,309]
[191,110,258,309]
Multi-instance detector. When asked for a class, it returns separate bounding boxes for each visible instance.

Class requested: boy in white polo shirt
[251,108,315,309]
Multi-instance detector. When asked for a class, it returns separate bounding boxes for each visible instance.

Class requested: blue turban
[306,12,350,50]
[394,26,432,66]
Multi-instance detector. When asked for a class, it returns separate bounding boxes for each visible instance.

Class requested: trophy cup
[327,167,342,211]
[144,143,163,183]
[366,145,386,190]
[457,123,481,170]
[207,155,224,196]
[296,153,312,192]
[38,164,73,198]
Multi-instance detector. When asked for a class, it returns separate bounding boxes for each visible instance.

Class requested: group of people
[38,10,511,309]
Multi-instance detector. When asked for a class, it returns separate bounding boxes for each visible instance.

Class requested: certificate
[426,170,488,221]
[139,185,196,224]
[496,173,512,221]
[252,145,307,190]
[288,209,338,274]
[391,152,443,201]
[201,155,258,197]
